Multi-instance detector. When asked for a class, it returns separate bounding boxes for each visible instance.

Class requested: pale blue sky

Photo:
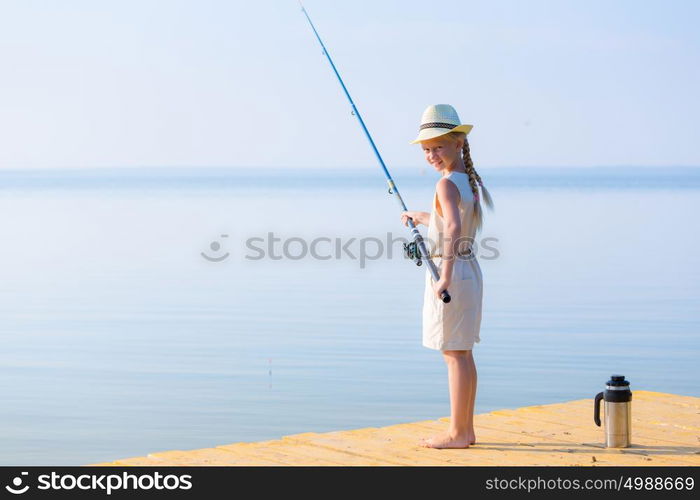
[0,0,698,169]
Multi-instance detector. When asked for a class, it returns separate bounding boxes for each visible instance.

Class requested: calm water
[0,166,698,465]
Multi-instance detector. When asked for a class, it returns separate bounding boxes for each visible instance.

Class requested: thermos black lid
[608,374,630,386]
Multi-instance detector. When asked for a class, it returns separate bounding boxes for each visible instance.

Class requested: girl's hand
[432,276,451,300]
[401,211,423,227]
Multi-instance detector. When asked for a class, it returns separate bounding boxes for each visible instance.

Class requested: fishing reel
[403,241,423,266]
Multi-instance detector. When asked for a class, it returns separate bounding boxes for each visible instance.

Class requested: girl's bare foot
[420,432,470,449]
[468,431,476,445]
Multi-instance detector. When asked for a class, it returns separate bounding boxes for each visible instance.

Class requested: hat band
[419,122,458,131]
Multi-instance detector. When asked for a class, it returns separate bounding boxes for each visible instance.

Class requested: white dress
[422,171,484,351]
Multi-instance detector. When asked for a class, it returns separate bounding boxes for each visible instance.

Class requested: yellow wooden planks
[90,390,700,466]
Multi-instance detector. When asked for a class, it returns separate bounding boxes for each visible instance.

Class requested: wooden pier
[91,391,699,466]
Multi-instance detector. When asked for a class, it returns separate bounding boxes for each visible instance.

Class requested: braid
[455,134,495,234]
[462,138,480,201]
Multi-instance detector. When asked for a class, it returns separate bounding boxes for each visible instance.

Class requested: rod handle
[440,290,451,303]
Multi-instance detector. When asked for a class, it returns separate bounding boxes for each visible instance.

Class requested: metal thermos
[594,375,632,448]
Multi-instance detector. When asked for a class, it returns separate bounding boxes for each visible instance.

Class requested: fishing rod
[298,1,451,303]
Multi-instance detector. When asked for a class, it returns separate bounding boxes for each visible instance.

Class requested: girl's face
[421,135,462,172]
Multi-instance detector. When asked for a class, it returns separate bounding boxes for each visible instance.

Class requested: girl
[401,104,494,449]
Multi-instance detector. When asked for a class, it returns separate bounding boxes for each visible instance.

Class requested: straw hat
[410,104,473,144]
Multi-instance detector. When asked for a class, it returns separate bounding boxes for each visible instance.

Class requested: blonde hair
[448,131,494,233]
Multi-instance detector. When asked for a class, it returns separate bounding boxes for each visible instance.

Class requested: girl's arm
[434,178,461,294]
[400,211,430,226]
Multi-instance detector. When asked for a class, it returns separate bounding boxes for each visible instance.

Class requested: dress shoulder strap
[443,172,473,205]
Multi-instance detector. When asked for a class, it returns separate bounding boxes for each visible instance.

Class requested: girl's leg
[465,350,477,444]
[421,349,475,449]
